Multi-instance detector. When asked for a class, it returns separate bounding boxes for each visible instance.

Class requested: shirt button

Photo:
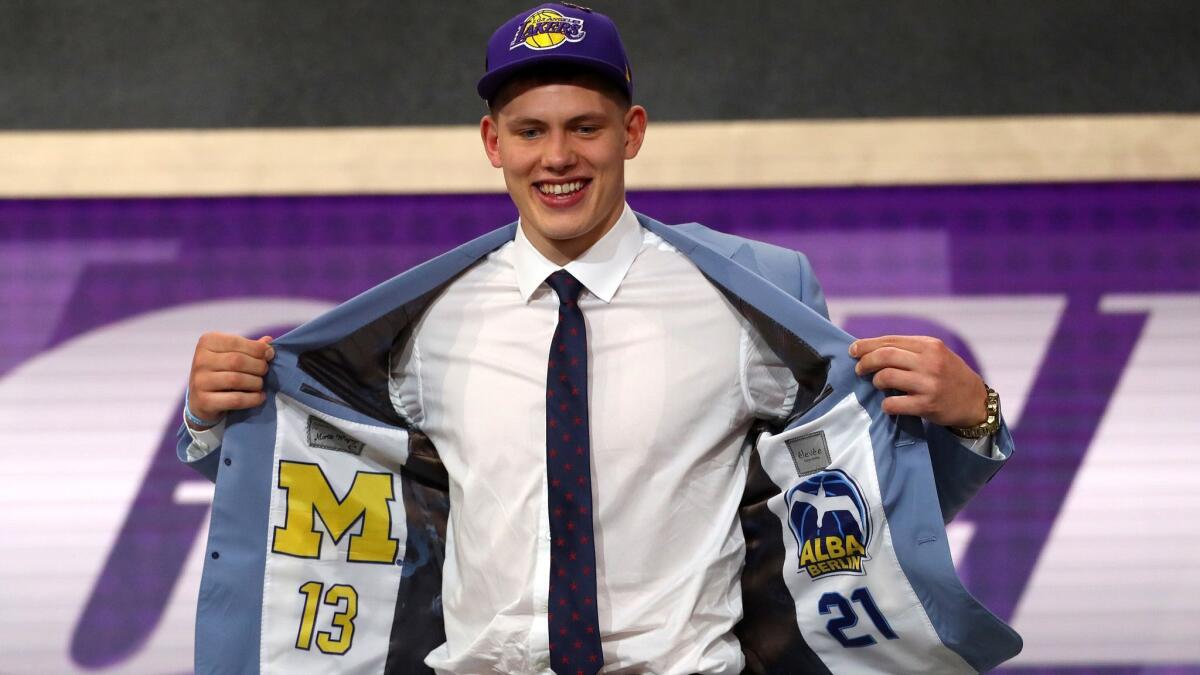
[224,457,232,466]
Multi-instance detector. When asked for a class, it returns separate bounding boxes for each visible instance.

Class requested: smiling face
[481,74,647,264]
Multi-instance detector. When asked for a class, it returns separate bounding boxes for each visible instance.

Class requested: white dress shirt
[183,204,996,673]
[392,205,793,673]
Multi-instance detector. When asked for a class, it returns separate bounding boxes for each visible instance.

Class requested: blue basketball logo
[786,469,872,579]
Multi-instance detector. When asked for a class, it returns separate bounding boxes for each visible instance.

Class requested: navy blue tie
[544,270,604,675]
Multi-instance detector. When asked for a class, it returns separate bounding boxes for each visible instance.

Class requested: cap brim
[477,52,630,103]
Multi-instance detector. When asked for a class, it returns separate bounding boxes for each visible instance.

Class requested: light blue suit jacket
[179,214,1019,673]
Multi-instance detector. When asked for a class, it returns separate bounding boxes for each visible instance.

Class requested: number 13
[296,581,358,655]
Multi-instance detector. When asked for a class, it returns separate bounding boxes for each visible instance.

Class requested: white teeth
[538,181,584,196]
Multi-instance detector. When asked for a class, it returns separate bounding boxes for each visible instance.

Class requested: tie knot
[545,270,585,304]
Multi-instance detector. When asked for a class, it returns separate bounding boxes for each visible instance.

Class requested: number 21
[818,587,899,648]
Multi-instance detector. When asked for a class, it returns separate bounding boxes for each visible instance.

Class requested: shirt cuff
[956,432,999,459]
[183,408,226,461]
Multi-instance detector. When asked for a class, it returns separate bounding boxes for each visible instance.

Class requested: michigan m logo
[271,461,399,564]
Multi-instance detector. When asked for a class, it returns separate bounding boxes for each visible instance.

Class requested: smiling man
[479,66,644,265]
[180,4,1017,674]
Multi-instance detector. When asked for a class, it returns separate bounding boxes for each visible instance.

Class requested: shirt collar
[513,203,643,303]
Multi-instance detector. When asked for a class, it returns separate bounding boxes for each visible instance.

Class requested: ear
[622,105,648,160]
[480,114,503,168]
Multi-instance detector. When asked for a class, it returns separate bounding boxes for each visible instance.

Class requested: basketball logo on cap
[509,7,586,51]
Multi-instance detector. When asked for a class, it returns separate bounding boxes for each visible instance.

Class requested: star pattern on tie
[544,270,603,675]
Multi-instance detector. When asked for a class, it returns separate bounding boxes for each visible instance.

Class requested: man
[180,4,1016,673]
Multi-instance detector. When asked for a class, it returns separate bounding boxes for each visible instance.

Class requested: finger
[200,332,274,359]
[200,351,270,376]
[850,335,940,358]
[854,346,922,376]
[195,370,264,393]
[880,394,927,417]
[870,368,929,395]
[202,390,268,412]
[256,335,276,359]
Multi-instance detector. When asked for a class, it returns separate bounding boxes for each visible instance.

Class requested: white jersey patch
[260,393,410,674]
[757,393,974,674]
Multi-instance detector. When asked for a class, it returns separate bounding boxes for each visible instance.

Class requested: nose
[540,130,576,173]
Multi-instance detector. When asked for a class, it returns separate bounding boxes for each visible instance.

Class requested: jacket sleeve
[925,418,1013,522]
[175,421,222,483]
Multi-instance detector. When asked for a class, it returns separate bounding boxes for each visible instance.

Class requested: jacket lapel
[639,214,861,420]
[271,213,861,427]
[274,223,517,355]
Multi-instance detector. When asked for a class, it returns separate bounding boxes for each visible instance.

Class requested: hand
[849,335,987,428]
[186,333,275,429]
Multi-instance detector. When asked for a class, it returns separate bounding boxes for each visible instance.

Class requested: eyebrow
[566,113,607,125]
[504,113,608,129]
[504,117,545,129]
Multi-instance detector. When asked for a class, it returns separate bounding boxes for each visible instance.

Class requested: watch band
[949,383,1001,439]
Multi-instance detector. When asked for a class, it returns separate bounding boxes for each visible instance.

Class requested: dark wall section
[1,1,1197,129]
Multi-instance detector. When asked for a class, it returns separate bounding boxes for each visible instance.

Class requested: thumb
[258,335,276,360]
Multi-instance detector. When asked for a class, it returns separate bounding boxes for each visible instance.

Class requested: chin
[538,219,598,242]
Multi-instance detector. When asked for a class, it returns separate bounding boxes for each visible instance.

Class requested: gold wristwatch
[949,383,1001,439]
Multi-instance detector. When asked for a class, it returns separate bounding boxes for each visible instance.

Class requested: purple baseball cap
[477,3,632,103]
